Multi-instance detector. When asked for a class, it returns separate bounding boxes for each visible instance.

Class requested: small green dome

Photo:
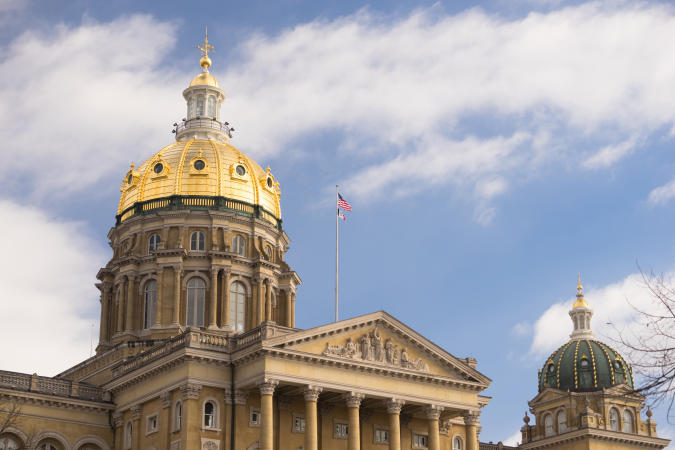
[538,339,633,393]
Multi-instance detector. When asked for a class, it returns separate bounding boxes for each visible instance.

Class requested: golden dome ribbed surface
[189,73,219,87]
[118,139,280,218]
[573,297,589,308]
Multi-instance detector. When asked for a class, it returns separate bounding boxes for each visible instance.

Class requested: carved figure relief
[322,330,429,372]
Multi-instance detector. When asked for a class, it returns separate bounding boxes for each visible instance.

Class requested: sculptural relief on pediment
[322,328,430,372]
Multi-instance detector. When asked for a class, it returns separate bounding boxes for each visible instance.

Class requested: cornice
[519,426,669,449]
[153,248,188,258]
[0,388,114,413]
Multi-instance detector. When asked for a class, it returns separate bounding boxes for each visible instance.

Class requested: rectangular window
[292,413,306,434]
[146,412,159,436]
[249,407,261,428]
[412,431,428,449]
[375,429,389,443]
[333,419,348,439]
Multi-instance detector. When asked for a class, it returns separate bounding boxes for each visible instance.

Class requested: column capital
[113,411,124,428]
[131,404,142,420]
[319,401,334,418]
[225,388,250,405]
[256,378,279,396]
[303,384,323,401]
[210,268,220,276]
[384,398,405,414]
[157,267,164,275]
[180,383,202,400]
[439,419,452,436]
[102,284,113,293]
[342,392,365,408]
[462,411,481,425]
[160,391,172,408]
[277,396,292,411]
[423,405,444,420]
[221,269,232,277]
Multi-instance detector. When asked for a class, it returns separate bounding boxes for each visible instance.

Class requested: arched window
[230,281,246,331]
[609,409,619,431]
[545,414,554,437]
[174,401,182,430]
[189,98,194,118]
[622,410,632,433]
[0,437,19,450]
[187,278,205,327]
[191,231,205,251]
[204,401,215,428]
[196,96,204,117]
[148,234,161,253]
[557,411,567,433]
[232,235,245,256]
[265,245,272,259]
[453,437,461,450]
[207,97,215,117]
[38,444,58,450]
[125,422,133,449]
[144,281,157,329]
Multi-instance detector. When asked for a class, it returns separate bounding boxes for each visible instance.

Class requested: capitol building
[0,36,670,450]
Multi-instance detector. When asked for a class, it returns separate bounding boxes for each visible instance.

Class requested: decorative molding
[360,408,374,423]
[384,399,405,414]
[182,271,211,290]
[160,392,172,408]
[224,388,249,405]
[230,275,252,298]
[131,404,142,420]
[319,402,334,418]
[303,385,323,401]
[180,383,202,400]
[277,396,292,412]
[440,420,452,436]
[463,411,481,426]
[400,414,413,429]
[171,440,181,450]
[322,330,430,373]
[113,411,125,428]
[256,378,279,396]
[342,392,365,408]
[423,405,444,420]
[201,438,219,450]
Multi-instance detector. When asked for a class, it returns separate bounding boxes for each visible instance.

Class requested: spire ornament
[197,27,215,70]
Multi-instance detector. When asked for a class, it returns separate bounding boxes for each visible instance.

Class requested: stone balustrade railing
[0,370,109,402]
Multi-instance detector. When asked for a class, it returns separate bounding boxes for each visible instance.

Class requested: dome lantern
[176,29,230,143]
[569,274,594,341]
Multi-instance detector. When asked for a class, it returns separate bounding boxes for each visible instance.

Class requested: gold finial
[197,27,215,69]
[577,273,583,292]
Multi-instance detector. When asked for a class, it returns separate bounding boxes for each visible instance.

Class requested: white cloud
[0,15,183,198]
[583,135,641,169]
[511,321,532,336]
[502,430,522,447]
[0,199,106,376]
[525,272,658,359]
[647,178,675,206]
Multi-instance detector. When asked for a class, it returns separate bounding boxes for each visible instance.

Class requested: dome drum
[173,118,232,143]
[116,194,283,230]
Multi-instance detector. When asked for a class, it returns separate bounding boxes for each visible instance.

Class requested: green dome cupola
[537,277,634,393]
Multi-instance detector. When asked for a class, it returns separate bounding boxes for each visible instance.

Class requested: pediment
[265,311,491,386]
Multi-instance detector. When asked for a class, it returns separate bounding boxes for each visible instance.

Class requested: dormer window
[267,177,273,188]
[580,359,589,368]
[154,163,164,174]
[236,165,246,176]
[548,364,555,373]
[127,174,133,184]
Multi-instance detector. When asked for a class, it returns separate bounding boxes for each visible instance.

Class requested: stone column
[424,406,444,450]
[116,278,126,333]
[221,270,231,329]
[225,388,250,450]
[291,293,296,328]
[172,266,182,326]
[343,392,365,450]
[154,269,164,327]
[303,385,323,450]
[180,383,202,450]
[159,392,172,450]
[160,225,170,249]
[100,285,112,342]
[256,277,264,326]
[257,378,279,450]
[265,280,272,322]
[113,412,124,450]
[131,404,142,450]
[211,226,219,251]
[284,289,292,327]
[463,412,481,450]
[209,268,219,329]
[125,275,136,332]
[384,399,405,450]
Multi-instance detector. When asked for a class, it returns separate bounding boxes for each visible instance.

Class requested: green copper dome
[538,339,633,393]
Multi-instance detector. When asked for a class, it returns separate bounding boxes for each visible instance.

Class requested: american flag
[338,210,345,220]
[338,193,352,211]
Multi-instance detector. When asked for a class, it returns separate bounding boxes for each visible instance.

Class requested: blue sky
[2,0,675,445]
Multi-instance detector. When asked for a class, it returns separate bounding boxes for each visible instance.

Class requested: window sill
[145,429,158,437]
[374,441,389,445]
[333,436,347,440]
[202,427,221,433]
[291,429,305,434]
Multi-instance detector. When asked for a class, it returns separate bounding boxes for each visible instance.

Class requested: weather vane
[197,27,215,57]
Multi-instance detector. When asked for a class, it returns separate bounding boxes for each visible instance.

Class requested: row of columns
[255,378,479,450]
[102,267,297,342]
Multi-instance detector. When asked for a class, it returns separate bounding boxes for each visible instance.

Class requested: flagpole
[335,185,339,323]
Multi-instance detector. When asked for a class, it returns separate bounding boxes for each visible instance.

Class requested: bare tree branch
[0,395,45,450]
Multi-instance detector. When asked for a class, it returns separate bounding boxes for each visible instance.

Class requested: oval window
[265,245,272,256]
[548,364,555,373]
[614,361,622,370]
[194,160,205,171]
[236,165,246,176]
[267,177,273,188]
[580,359,589,368]
[128,174,133,184]
[154,163,164,174]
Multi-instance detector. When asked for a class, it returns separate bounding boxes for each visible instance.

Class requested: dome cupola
[537,277,634,393]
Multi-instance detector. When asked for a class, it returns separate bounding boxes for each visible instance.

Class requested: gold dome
[572,297,589,308]
[189,72,220,88]
[118,139,280,222]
